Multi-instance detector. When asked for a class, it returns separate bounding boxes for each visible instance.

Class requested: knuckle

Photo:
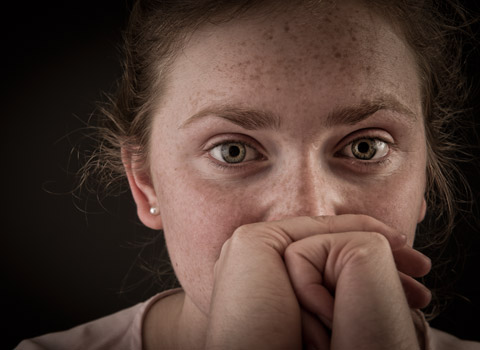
[311,215,334,232]
[231,221,292,254]
[361,232,390,258]
[232,222,255,238]
[357,214,377,230]
[229,223,259,248]
[323,215,334,233]
[284,241,300,260]
[344,232,390,264]
[364,231,389,247]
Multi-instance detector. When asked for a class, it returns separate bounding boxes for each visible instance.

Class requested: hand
[205,215,430,350]
[284,217,431,349]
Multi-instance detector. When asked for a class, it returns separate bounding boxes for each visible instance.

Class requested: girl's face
[133,0,427,314]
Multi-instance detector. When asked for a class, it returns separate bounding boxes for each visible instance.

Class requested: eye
[209,141,260,164]
[342,138,389,160]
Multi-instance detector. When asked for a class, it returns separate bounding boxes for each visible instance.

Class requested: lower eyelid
[206,154,262,172]
[351,158,392,172]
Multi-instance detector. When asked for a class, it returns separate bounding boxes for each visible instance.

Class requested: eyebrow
[179,96,417,130]
[180,106,281,130]
[325,96,417,128]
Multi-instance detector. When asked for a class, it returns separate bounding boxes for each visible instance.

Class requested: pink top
[16,289,479,350]
[16,289,181,350]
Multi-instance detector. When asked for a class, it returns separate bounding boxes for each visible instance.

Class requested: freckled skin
[142,0,426,320]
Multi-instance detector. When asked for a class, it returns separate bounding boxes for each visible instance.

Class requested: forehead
[157,0,421,127]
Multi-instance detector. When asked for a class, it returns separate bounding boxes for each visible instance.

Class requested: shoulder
[15,289,182,350]
[412,310,480,350]
[428,327,480,350]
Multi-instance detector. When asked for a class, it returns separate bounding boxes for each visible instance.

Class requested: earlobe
[417,197,427,223]
[122,148,163,230]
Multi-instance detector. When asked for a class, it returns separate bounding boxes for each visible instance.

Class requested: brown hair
[366,0,476,318]
[79,0,476,318]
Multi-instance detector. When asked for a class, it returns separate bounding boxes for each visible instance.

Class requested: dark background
[2,1,479,348]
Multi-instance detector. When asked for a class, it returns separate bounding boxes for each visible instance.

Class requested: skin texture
[124,0,430,348]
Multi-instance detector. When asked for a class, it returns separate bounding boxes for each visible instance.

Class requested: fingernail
[417,250,431,264]
[425,286,432,302]
[423,255,432,269]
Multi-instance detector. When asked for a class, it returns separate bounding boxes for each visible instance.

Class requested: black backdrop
[3,1,479,348]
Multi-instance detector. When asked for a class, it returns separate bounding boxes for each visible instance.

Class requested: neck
[143,290,208,349]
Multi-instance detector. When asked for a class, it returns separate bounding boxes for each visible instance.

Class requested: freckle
[284,22,290,32]
[276,87,281,91]
[366,65,371,72]
[313,54,320,59]
[335,52,341,58]
[263,29,274,41]
[351,35,357,41]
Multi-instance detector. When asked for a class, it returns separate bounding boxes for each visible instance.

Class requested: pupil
[357,142,370,153]
[229,146,240,157]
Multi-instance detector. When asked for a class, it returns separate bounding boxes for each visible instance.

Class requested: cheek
[337,170,426,246]
[160,177,258,248]
[155,167,262,312]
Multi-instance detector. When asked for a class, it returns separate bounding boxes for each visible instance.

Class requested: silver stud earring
[150,207,159,215]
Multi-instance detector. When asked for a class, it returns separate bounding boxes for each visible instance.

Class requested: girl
[18,0,480,349]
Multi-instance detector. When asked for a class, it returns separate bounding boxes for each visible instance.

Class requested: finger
[301,308,331,350]
[399,272,432,309]
[258,214,407,255]
[309,215,407,250]
[393,246,431,277]
[284,236,335,325]
[286,231,421,349]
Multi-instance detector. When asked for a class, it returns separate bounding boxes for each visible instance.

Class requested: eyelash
[206,139,264,171]
[343,154,392,172]
[335,136,393,169]
[205,135,393,171]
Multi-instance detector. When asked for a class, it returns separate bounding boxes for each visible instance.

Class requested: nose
[262,159,341,222]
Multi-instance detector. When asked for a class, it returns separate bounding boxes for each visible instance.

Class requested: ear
[122,147,163,230]
[417,197,427,223]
